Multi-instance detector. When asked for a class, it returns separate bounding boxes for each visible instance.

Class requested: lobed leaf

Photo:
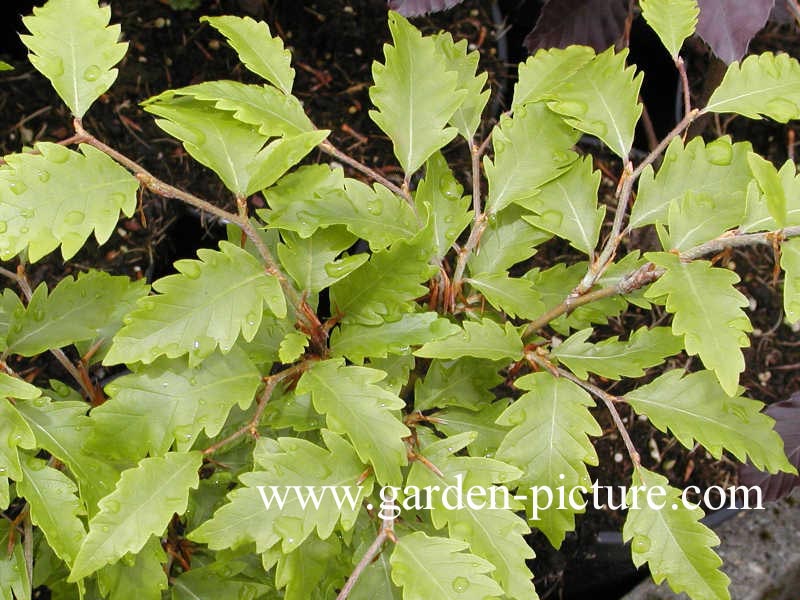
[782,238,800,323]
[658,190,745,252]
[645,253,751,396]
[466,272,545,319]
[468,205,552,275]
[415,319,523,362]
[0,521,30,600]
[21,0,128,117]
[627,370,796,474]
[414,357,503,412]
[748,153,787,227]
[512,46,595,111]
[0,399,36,481]
[104,241,285,366]
[96,536,168,600]
[433,402,509,458]
[640,0,699,59]
[0,143,138,261]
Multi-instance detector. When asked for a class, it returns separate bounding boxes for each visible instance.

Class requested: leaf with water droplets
[69,451,201,582]
[105,241,285,367]
[390,531,504,600]
[626,369,795,474]
[623,467,730,600]
[0,398,36,481]
[782,238,800,324]
[0,143,138,261]
[20,0,127,117]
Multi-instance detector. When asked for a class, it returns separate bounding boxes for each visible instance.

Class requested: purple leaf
[739,392,800,501]
[388,0,465,17]
[524,0,629,54]
[696,0,775,64]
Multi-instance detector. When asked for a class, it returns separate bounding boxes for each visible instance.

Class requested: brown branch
[337,503,396,600]
[676,56,692,120]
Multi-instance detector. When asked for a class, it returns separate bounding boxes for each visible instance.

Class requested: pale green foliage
[742,159,800,232]
[390,532,504,600]
[645,252,752,396]
[201,16,295,94]
[553,326,684,380]
[513,46,595,110]
[466,272,545,319]
[0,399,37,481]
[706,52,800,122]
[497,373,601,547]
[21,0,127,117]
[105,241,286,366]
[626,370,795,473]
[640,0,699,58]
[624,468,730,600]
[748,153,787,226]
[782,238,800,322]
[415,319,523,361]
[97,537,168,600]
[0,143,138,261]
[0,521,30,600]
[370,12,466,175]
[414,357,503,412]
[0,61,12,71]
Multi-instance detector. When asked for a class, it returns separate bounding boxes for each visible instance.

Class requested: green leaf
[414,357,503,412]
[330,312,460,363]
[390,532,504,600]
[512,46,595,110]
[276,535,344,600]
[414,152,472,260]
[0,143,138,261]
[519,156,605,255]
[468,205,552,275]
[626,370,796,473]
[69,451,202,581]
[782,238,800,323]
[546,47,643,159]
[7,271,146,357]
[433,402,509,458]
[0,61,12,71]
[329,230,437,325]
[171,559,271,600]
[369,12,465,175]
[90,347,261,460]
[104,241,285,366]
[246,130,330,193]
[20,0,127,117]
[201,16,294,94]
[484,103,579,214]
[97,536,167,600]
[705,52,800,122]
[406,433,535,599]
[278,331,309,364]
[553,326,683,380]
[630,136,752,229]
[415,319,523,361]
[18,455,86,567]
[741,161,800,232]
[0,372,41,400]
[0,520,30,600]
[278,227,366,294]
[645,253,751,396]
[0,290,23,353]
[748,153,787,227]
[433,32,489,140]
[190,432,371,552]
[466,272,544,319]
[14,397,121,511]
[623,468,730,600]
[639,0,699,58]
[657,190,745,251]
[0,399,36,480]
[296,360,409,485]
[497,372,601,547]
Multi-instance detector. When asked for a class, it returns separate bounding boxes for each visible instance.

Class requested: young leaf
[201,16,294,94]
[748,153,787,227]
[414,357,503,412]
[546,47,643,159]
[630,136,752,229]
[104,241,285,366]
[695,0,773,64]
[782,238,800,323]
[705,52,800,122]
[278,227,366,294]
[623,468,730,600]
[0,400,36,481]
[390,532,504,600]
[644,253,752,396]
[20,0,128,117]
[296,360,410,485]
[90,347,261,460]
[190,432,371,552]
[466,272,545,319]
[6,271,146,357]
[496,372,601,547]
[0,520,30,600]
[512,46,595,110]
[369,12,465,176]
[18,455,86,568]
[69,451,202,582]
[626,370,796,474]
[433,32,490,141]
[519,155,605,255]
[330,312,460,363]
[0,61,12,71]
[0,143,138,261]
[484,103,579,214]
[97,536,168,600]
[278,331,309,364]
[640,0,699,59]
[415,319,523,362]
[468,205,552,275]
[741,161,800,233]
[553,326,684,380]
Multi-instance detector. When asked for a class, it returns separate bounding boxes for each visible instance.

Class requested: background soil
[0,1,798,598]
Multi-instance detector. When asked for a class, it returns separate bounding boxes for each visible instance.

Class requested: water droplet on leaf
[451,576,470,593]
[83,65,101,81]
[65,210,85,225]
[631,535,651,553]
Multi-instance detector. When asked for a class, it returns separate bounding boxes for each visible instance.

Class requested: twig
[337,503,396,600]
[319,140,411,204]
[676,56,692,120]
